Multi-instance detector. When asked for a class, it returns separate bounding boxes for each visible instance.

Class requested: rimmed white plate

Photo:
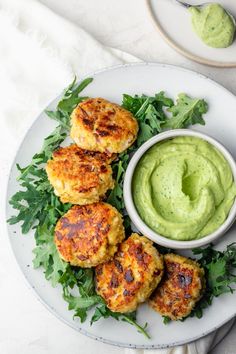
[6,63,236,349]
[146,0,236,68]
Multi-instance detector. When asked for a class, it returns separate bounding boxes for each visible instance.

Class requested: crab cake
[46,144,115,204]
[54,202,125,267]
[95,233,164,313]
[149,254,205,320]
[70,97,138,154]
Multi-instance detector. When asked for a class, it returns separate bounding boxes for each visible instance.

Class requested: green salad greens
[8,77,234,338]
[189,243,236,319]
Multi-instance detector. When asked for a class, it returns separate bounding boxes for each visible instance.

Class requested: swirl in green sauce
[132,136,236,241]
[189,3,235,48]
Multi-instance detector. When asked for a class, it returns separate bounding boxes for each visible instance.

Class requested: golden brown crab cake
[54,202,125,267]
[70,97,138,154]
[45,144,115,204]
[95,233,164,313]
[149,254,205,320]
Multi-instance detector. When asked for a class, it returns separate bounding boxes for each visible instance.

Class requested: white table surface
[1,1,236,353]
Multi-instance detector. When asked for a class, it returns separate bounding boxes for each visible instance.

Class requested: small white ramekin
[123,129,236,249]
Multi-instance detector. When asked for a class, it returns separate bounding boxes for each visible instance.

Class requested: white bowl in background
[123,129,236,249]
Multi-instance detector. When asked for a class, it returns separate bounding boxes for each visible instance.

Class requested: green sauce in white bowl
[133,136,236,241]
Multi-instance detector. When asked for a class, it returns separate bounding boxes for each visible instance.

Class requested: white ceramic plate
[6,63,236,349]
[146,0,236,67]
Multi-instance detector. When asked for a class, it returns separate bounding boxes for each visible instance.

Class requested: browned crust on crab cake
[95,233,164,313]
[54,202,125,267]
[149,253,205,320]
[70,98,138,153]
[46,144,115,204]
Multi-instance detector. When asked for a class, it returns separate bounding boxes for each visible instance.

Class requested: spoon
[173,0,236,25]
[174,0,210,9]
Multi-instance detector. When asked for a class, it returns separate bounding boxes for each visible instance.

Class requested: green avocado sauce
[132,136,236,241]
[189,3,235,48]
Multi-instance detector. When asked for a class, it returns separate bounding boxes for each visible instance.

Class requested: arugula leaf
[64,292,102,323]
[163,93,207,129]
[122,92,174,147]
[186,243,236,320]
[163,316,171,324]
[61,267,100,323]
[46,77,93,128]
[194,243,236,294]
[90,303,150,339]
[122,313,150,339]
[122,92,173,119]
[107,157,128,211]
[58,77,93,114]
[33,225,68,286]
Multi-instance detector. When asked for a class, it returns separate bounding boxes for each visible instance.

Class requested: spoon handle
[174,0,192,8]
